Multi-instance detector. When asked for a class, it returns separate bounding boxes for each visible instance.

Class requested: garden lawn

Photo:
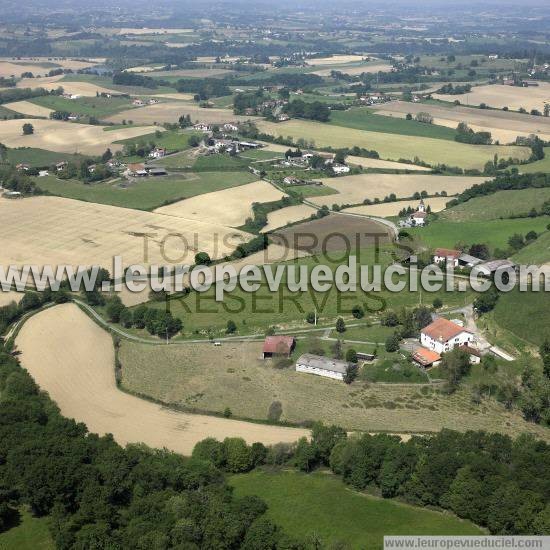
[230,471,483,549]
[34,171,256,210]
[330,108,458,141]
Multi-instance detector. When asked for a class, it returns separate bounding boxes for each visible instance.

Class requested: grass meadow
[229,470,483,549]
[330,107,458,140]
[492,286,550,346]
[117,336,546,436]
[408,217,550,252]
[35,171,256,210]
[144,248,475,335]
[30,95,134,118]
[256,119,531,170]
[0,509,54,550]
[7,147,88,167]
[520,148,550,174]
[441,189,550,222]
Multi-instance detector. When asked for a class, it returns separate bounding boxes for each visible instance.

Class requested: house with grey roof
[295,353,349,381]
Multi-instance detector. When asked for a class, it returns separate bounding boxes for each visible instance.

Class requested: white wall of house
[433,255,459,267]
[296,364,344,381]
[420,331,473,354]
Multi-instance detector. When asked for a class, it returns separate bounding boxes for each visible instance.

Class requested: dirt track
[16,304,308,455]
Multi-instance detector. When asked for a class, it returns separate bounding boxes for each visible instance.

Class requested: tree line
[195,424,550,536]
[0,347,305,549]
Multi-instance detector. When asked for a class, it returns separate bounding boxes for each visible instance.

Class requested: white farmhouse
[420,318,474,354]
[332,163,350,174]
[433,248,461,267]
[295,353,349,381]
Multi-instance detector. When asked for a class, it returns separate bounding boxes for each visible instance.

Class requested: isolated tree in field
[101,148,112,162]
[306,311,316,324]
[195,251,211,265]
[22,123,34,135]
[432,297,443,309]
[335,317,346,333]
[352,304,364,319]
[226,320,237,334]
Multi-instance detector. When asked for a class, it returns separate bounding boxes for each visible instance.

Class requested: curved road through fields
[16,303,308,455]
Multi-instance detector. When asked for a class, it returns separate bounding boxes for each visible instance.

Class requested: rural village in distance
[0,0,550,548]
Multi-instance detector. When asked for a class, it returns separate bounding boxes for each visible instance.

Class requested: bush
[267,401,283,422]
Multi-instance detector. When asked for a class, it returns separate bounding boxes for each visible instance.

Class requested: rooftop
[263,336,295,354]
[421,317,469,342]
[296,353,349,374]
[412,347,441,366]
[434,248,461,259]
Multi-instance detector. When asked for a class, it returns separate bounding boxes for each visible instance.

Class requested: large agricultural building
[295,353,349,381]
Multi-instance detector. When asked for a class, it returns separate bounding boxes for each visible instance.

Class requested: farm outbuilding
[295,353,349,381]
[262,336,296,359]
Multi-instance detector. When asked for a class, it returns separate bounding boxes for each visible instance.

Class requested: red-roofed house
[262,336,296,359]
[421,317,473,354]
[412,347,442,368]
[433,248,461,267]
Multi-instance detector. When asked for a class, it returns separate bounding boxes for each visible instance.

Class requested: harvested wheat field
[147,92,195,101]
[305,55,368,66]
[345,155,431,171]
[312,63,393,77]
[0,290,23,307]
[372,101,550,143]
[16,75,119,97]
[154,180,285,227]
[310,174,487,207]
[0,195,250,268]
[0,61,59,78]
[4,100,53,117]
[16,304,307,455]
[256,119,530,169]
[115,27,194,35]
[433,82,550,113]
[261,204,317,233]
[147,68,234,78]
[16,74,64,89]
[343,196,450,218]
[106,103,256,125]
[0,118,160,154]
[118,337,550,440]
[0,57,100,71]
